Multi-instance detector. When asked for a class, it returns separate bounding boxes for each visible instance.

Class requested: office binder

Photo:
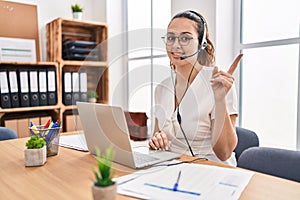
[62,40,99,61]
[72,72,80,104]
[79,72,87,102]
[38,70,47,106]
[8,70,20,108]
[63,40,97,48]
[47,69,57,105]
[18,70,30,107]
[0,70,11,108]
[63,72,72,105]
[29,70,39,106]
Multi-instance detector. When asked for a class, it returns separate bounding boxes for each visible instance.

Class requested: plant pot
[24,146,47,167]
[72,12,82,20]
[88,98,97,103]
[92,183,117,200]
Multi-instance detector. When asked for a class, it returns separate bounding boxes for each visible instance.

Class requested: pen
[45,121,54,136]
[46,121,56,142]
[55,120,60,127]
[144,182,201,196]
[30,121,39,135]
[173,170,181,191]
[43,119,51,128]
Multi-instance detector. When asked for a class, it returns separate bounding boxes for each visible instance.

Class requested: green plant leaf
[87,90,99,98]
[71,4,83,12]
[26,136,46,149]
[93,146,115,187]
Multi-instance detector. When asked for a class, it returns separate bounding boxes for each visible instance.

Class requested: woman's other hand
[149,131,171,150]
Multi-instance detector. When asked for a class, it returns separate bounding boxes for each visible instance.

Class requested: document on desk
[116,163,254,200]
[59,133,88,151]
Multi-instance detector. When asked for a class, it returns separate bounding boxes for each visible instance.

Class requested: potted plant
[92,146,117,200]
[71,3,83,20]
[87,90,99,103]
[24,135,47,167]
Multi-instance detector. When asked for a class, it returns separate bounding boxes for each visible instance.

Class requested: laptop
[76,102,180,169]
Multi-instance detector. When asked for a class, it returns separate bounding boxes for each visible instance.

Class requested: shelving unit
[46,18,109,132]
[0,18,109,135]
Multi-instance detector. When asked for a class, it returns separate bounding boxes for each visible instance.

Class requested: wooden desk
[1,138,300,200]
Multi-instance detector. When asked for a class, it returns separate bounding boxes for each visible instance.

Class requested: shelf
[0,105,60,113]
[0,61,58,66]
[60,18,107,27]
[59,60,107,67]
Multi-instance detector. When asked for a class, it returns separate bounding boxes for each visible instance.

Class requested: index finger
[227,54,243,75]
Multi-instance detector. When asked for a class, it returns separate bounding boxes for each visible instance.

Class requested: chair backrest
[0,127,18,140]
[238,147,300,182]
[234,127,259,161]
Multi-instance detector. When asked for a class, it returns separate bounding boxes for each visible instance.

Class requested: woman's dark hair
[170,10,215,66]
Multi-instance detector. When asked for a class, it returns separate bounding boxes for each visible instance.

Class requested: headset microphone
[180,49,201,60]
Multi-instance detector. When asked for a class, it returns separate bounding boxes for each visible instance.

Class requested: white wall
[215,0,240,108]
[106,0,127,107]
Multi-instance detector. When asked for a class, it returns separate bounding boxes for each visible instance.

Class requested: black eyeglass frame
[161,35,196,46]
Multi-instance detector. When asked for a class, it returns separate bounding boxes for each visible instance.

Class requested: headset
[189,10,207,51]
[180,10,207,60]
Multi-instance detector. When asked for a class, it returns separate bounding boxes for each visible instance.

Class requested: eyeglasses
[161,34,195,46]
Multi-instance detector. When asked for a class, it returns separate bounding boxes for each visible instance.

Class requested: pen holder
[29,125,62,157]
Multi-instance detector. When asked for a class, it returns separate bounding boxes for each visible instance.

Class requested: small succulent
[87,90,99,99]
[71,4,83,12]
[26,136,46,149]
[93,146,115,187]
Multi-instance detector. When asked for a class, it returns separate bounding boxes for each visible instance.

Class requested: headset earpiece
[187,10,207,51]
[199,16,207,50]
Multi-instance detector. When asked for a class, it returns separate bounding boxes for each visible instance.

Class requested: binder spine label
[0,71,9,93]
[20,72,29,92]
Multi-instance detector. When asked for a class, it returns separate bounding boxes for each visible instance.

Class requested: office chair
[234,127,259,161]
[238,147,300,182]
[0,127,18,140]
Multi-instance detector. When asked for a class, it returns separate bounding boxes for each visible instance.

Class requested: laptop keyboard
[133,151,159,166]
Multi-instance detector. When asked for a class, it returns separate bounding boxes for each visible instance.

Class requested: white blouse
[154,67,238,166]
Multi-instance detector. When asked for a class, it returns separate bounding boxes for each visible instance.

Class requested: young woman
[148,10,242,166]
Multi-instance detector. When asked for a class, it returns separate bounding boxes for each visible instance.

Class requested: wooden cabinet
[46,18,109,132]
[0,18,109,135]
[46,18,107,63]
